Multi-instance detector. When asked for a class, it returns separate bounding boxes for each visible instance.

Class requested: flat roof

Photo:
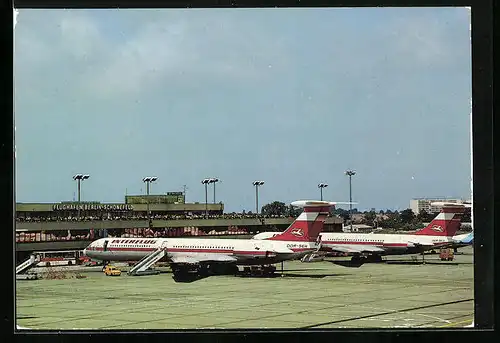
[16,202,224,212]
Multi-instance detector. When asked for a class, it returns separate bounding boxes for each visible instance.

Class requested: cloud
[17,9,469,102]
[325,10,469,82]
[86,17,288,98]
[15,11,291,99]
[82,20,193,97]
[390,15,452,66]
[59,13,105,61]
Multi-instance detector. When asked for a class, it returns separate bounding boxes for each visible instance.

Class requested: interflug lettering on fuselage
[111,239,156,244]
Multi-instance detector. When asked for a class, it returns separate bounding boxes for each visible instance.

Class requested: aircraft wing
[325,244,385,254]
[270,247,295,254]
[407,241,434,247]
[170,254,237,264]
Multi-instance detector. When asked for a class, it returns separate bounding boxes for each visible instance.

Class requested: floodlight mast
[209,178,220,203]
[345,170,356,231]
[142,176,158,227]
[201,178,211,218]
[252,181,265,214]
[73,174,90,202]
[142,176,158,196]
[73,174,90,219]
[318,183,328,201]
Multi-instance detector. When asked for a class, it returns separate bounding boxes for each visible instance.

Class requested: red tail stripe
[303,207,331,213]
[268,206,330,242]
[414,211,464,237]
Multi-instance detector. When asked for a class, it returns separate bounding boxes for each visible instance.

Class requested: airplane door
[103,240,109,252]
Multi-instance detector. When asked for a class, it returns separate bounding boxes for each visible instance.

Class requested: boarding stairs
[16,255,40,275]
[127,244,167,276]
[300,239,324,263]
[300,253,324,263]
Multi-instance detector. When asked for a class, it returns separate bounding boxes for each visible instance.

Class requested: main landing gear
[206,264,239,276]
[240,265,277,277]
[171,263,240,282]
[171,264,201,282]
[351,255,383,263]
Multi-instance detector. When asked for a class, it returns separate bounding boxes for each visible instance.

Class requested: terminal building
[16,192,222,221]
[409,198,467,214]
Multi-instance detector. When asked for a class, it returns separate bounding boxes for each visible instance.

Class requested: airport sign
[53,204,133,211]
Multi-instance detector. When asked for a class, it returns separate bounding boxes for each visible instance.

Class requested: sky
[14,7,472,212]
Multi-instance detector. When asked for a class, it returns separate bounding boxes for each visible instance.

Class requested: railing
[16,217,343,231]
[128,249,166,275]
[16,255,39,274]
[15,227,252,243]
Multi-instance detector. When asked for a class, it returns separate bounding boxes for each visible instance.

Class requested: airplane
[252,202,471,263]
[448,231,473,252]
[83,200,357,282]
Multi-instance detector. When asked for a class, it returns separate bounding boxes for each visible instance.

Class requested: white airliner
[447,231,473,251]
[83,200,356,281]
[252,202,471,263]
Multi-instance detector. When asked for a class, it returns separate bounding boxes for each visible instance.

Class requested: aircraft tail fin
[267,200,353,242]
[414,203,468,237]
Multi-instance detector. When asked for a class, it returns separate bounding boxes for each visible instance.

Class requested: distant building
[410,198,466,214]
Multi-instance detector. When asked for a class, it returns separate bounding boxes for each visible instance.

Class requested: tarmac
[16,246,474,330]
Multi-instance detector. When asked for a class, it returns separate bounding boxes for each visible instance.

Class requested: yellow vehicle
[103,265,121,276]
[440,248,454,261]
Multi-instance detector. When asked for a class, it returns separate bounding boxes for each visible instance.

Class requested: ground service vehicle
[34,250,84,267]
[104,265,121,276]
[440,248,454,261]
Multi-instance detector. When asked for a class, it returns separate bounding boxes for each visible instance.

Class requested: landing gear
[208,264,239,276]
[366,255,383,263]
[172,263,240,282]
[351,255,364,263]
[171,264,200,282]
[228,264,239,275]
[241,265,277,277]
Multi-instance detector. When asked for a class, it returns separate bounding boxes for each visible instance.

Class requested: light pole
[73,174,90,219]
[318,183,328,201]
[182,184,188,203]
[201,178,211,218]
[252,181,265,214]
[142,176,158,227]
[209,178,219,203]
[73,174,90,203]
[345,170,356,231]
